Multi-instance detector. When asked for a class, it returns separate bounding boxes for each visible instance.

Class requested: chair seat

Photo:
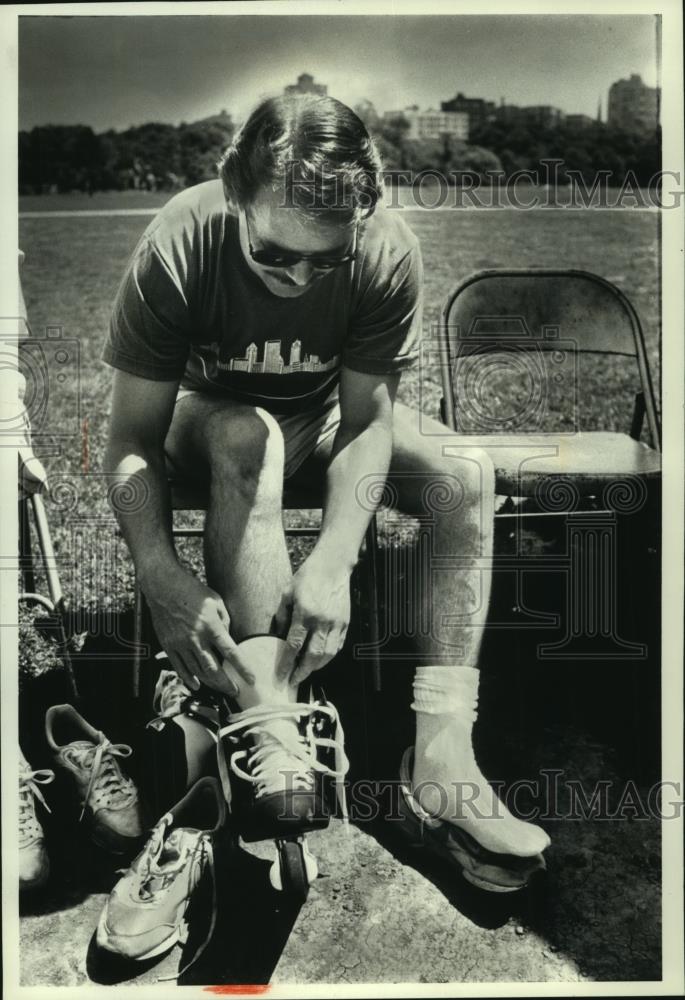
[442,431,661,497]
[169,480,325,512]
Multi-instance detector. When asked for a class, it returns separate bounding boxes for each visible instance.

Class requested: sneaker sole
[396,792,544,893]
[96,908,188,961]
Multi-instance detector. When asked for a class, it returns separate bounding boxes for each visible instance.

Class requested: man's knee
[435,443,495,507]
[204,405,285,498]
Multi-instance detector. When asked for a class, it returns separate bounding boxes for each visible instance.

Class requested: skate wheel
[269,858,283,891]
[270,840,314,902]
[301,839,319,883]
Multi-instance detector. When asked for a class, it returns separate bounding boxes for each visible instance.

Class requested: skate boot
[216,639,349,901]
[143,654,220,817]
[19,748,54,891]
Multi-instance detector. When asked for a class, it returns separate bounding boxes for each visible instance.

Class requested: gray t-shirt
[104,180,423,415]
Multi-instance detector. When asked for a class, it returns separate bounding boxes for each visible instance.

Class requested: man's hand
[275,552,352,686]
[144,564,255,696]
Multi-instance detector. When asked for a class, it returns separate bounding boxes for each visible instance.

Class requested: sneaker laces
[19,764,54,845]
[138,817,217,982]
[218,700,350,822]
[130,818,209,902]
[64,737,136,821]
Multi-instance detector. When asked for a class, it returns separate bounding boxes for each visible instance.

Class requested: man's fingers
[291,626,330,686]
[210,623,238,661]
[301,620,347,682]
[206,621,254,686]
[198,648,239,697]
[186,644,212,681]
[197,647,224,681]
[216,601,231,626]
[291,653,329,687]
[273,587,294,637]
[286,607,309,654]
[324,624,346,662]
[224,649,256,687]
[167,650,200,692]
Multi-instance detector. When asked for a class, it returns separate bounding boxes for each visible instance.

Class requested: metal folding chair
[438,268,661,501]
[437,267,661,660]
[17,249,78,697]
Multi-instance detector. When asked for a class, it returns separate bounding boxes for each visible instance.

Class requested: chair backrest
[439,269,660,448]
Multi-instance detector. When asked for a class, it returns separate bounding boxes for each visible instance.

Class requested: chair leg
[363,514,382,693]
[18,499,36,594]
[26,494,79,700]
[30,494,63,608]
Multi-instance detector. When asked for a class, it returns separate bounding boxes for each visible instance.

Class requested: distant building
[608,74,659,133]
[494,102,564,128]
[440,92,497,137]
[565,114,596,130]
[521,106,565,128]
[495,103,525,125]
[284,73,327,97]
[385,104,419,118]
[383,107,468,141]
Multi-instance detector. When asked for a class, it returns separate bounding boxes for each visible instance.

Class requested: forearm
[313,418,393,570]
[104,438,179,591]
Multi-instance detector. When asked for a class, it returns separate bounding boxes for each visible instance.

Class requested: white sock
[411,665,550,857]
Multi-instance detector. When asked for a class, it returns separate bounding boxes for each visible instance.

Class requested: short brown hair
[218,94,383,224]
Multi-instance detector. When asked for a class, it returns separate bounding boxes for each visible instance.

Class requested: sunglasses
[245,213,358,271]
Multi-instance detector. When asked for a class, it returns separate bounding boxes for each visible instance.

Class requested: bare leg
[385,404,495,666]
[306,401,549,856]
[164,395,296,707]
[391,405,549,854]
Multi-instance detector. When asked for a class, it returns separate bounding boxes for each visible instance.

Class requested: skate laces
[65,738,136,821]
[219,701,350,821]
[19,764,54,844]
[152,669,192,720]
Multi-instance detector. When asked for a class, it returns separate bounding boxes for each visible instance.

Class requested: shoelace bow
[67,737,135,821]
[218,701,350,822]
[19,766,55,840]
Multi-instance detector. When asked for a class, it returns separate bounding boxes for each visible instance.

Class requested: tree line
[19,110,660,195]
[19,116,236,195]
[368,111,661,187]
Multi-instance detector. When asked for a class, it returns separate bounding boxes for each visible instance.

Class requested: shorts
[171,385,342,480]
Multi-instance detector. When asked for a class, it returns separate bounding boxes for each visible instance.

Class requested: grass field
[18,198,660,622]
[17,197,663,985]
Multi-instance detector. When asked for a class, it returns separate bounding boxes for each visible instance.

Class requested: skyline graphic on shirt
[212,339,340,375]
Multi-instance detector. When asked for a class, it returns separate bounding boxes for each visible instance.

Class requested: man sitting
[103,93,550,888]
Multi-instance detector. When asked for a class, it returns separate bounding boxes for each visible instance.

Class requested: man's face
[237,186,355,299]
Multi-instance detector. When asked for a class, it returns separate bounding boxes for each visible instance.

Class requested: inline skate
[216,636,349,901]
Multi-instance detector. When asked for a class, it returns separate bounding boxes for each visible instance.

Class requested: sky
[18,13,659,132]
